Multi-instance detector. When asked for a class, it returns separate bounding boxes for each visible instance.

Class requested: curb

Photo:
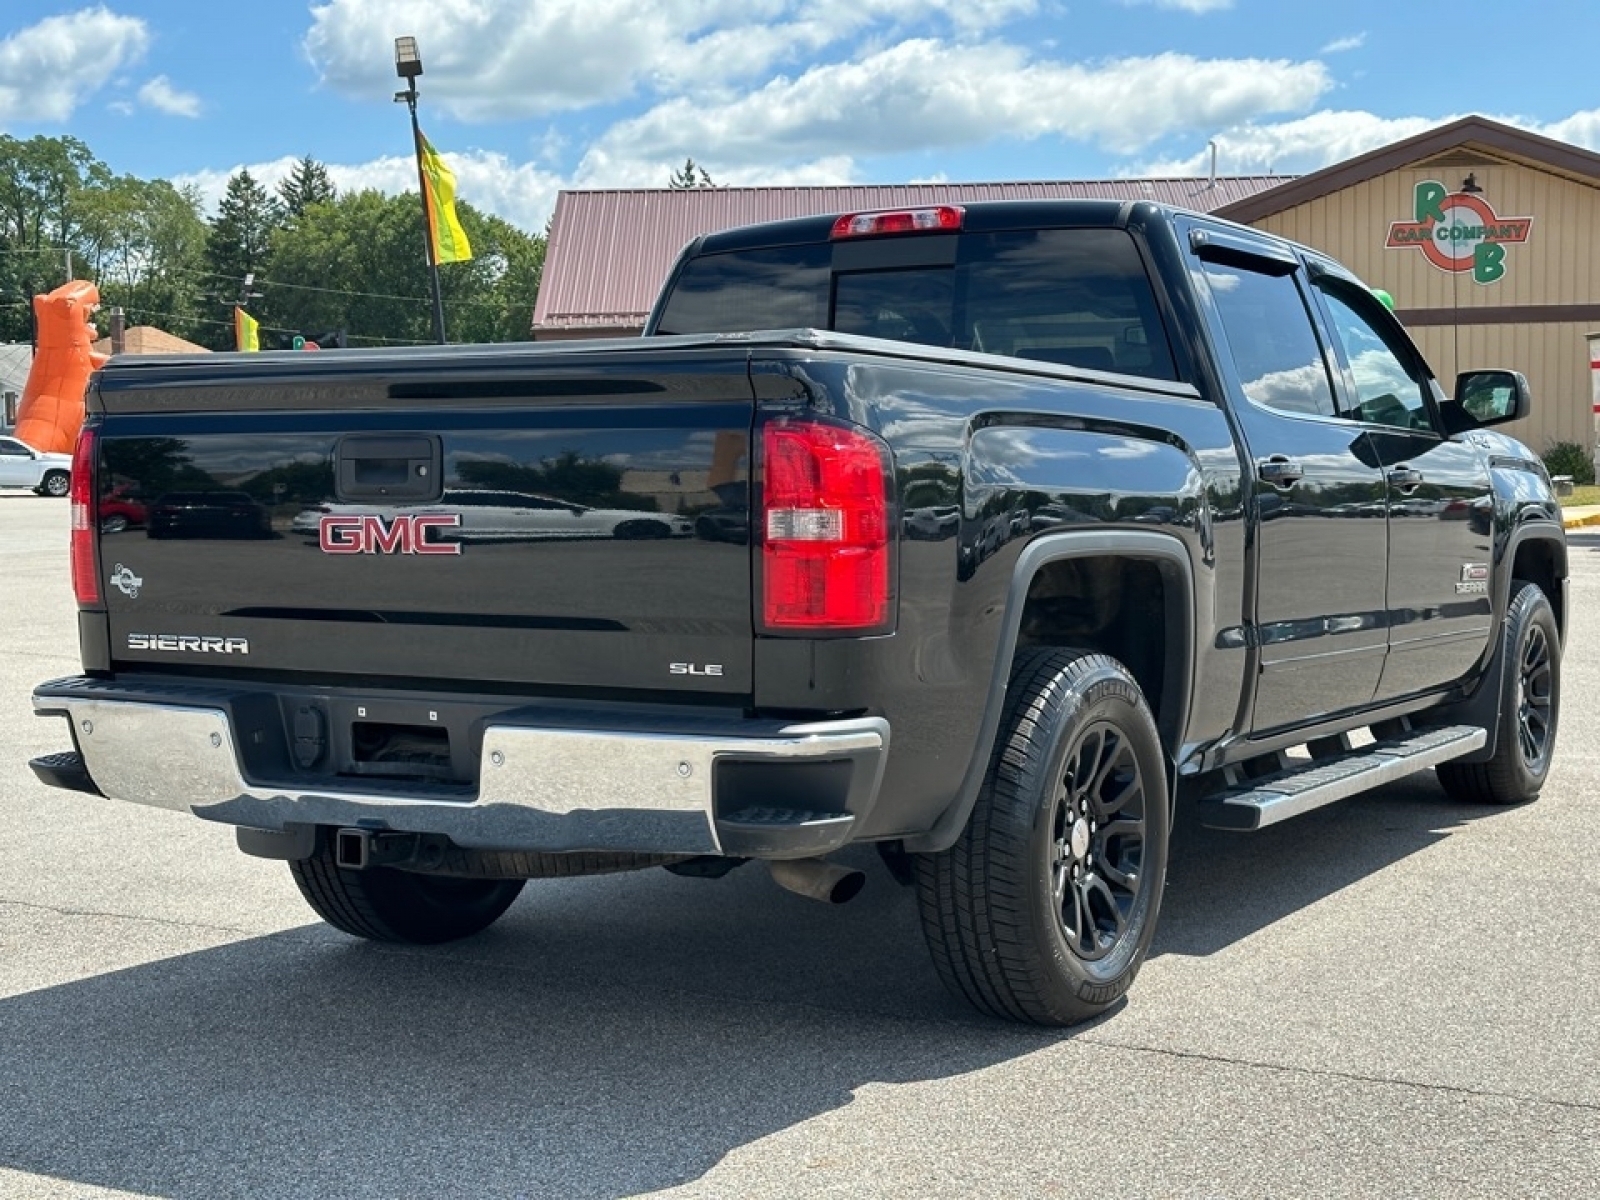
[1564,513,1600,529]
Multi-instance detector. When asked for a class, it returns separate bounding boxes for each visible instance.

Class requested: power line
[158,262,540,311]
[116,304,429,346]
[10,256,538,312]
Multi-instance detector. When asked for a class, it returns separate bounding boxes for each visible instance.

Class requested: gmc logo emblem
[319,513,463,555]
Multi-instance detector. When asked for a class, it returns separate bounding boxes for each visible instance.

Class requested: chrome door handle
[1258,456,1304,489]
[1387,466,1424,492]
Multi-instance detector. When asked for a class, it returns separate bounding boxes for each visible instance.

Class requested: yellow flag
[234,306,259,352]
[417,131,473,264]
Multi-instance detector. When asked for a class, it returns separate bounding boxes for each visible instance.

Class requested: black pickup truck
[32,200,1566,1026]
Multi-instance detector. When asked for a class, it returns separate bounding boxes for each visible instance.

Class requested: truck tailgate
[93,351,755,698]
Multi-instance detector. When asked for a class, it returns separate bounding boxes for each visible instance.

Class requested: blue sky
[2,1,1597,234]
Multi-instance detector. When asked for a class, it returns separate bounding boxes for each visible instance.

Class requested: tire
[614,519,669,540]
[1436,579,1560,805]
[915,647,1170,1026]
[289,832,525,944]
[37,471,69,498]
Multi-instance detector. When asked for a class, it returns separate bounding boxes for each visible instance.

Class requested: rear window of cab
[654,228,1178,382]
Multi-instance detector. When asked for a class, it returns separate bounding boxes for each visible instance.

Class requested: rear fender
[904,531,1194,853]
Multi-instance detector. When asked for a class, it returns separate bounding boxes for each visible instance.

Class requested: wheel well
[1512,538,1565,636]
[1015,555,1184,751]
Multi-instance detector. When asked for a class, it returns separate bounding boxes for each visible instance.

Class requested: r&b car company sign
[1386,180,1532,284]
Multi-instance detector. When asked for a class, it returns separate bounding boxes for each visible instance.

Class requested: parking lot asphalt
[1,490,1597,1199]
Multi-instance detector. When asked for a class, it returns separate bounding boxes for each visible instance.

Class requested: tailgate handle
[336,434,442,502]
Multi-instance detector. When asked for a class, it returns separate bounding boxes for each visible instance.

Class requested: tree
[263,189,545,347]
[0,134,112,342]
[0,134,110,254]
[441,208,546,343]
[262,189,436,346]
[276,157,336,223]
[202,170,283,348]
[668,158,715,189]
[79,177,209,344]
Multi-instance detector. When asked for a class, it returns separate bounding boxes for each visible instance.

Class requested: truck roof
[691,197,1140,256]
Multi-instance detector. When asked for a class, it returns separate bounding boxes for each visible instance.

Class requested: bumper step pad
[28,751,100,796]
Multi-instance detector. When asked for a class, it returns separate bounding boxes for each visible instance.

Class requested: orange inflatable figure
[15,281,109,453]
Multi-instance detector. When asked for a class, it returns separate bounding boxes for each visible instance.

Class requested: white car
[292,488,692,542]
[0,435,72,496]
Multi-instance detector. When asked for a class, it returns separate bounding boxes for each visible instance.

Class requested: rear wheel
[289,833,525,944]
[915,647,1170,1026]
[614,518,669,540]
[37,470,69,498]
[1436,579,1560,805]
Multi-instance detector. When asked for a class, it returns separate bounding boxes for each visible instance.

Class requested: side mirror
[1451,369,1531,428]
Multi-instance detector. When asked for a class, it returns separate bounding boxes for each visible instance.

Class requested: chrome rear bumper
[33,678,888,858]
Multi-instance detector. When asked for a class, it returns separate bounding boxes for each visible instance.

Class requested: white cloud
[575,42,1330,184]
[302,0,1037,121]
[1319,33,1366,54]
[137,75,201,118]
[176,149,565,234]
[1543,109,1600,152]
[1121,0,1233,11]
[1135,107,1600,176]
[0,6,149,124]
[1138,111,1441,175]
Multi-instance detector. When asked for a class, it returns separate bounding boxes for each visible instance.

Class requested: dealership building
[533,115,1600,459]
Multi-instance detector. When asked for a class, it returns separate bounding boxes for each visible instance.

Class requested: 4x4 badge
[110,563,143,599]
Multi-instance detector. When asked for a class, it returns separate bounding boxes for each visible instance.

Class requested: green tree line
[1,134,545,351]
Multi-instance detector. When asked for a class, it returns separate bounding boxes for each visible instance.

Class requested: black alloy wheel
[1048,720,1148,963]
[1437,579,1561,805]
[1515,617,1554,775]
[915,647,1170,1026]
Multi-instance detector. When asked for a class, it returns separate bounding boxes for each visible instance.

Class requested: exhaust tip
[768,857,866,905]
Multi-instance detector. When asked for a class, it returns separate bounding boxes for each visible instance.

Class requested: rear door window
[1202,263,1338,418]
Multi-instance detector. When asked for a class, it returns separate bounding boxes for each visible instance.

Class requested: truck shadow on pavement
[0,776,1508,1200]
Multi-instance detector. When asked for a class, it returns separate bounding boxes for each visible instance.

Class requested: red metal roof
[531,177,1295,334]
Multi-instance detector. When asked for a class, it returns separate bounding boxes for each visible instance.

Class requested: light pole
[394,35,447,345]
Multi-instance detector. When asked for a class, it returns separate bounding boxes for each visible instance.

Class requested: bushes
[1541,441,1595,486]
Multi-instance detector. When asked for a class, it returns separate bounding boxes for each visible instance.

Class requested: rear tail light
[830,206,964,240]
[69,428,99,606]
[761,418,893,633]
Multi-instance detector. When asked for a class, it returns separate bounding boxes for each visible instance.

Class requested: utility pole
[394,36,447,345]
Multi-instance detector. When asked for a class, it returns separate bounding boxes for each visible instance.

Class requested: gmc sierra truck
[31,200,1566,1026]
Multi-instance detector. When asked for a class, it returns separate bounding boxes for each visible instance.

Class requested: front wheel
[289,833,525,944]
[915,647,1170,1026]
[1436,579,1560,805]
[37,471,69,498]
